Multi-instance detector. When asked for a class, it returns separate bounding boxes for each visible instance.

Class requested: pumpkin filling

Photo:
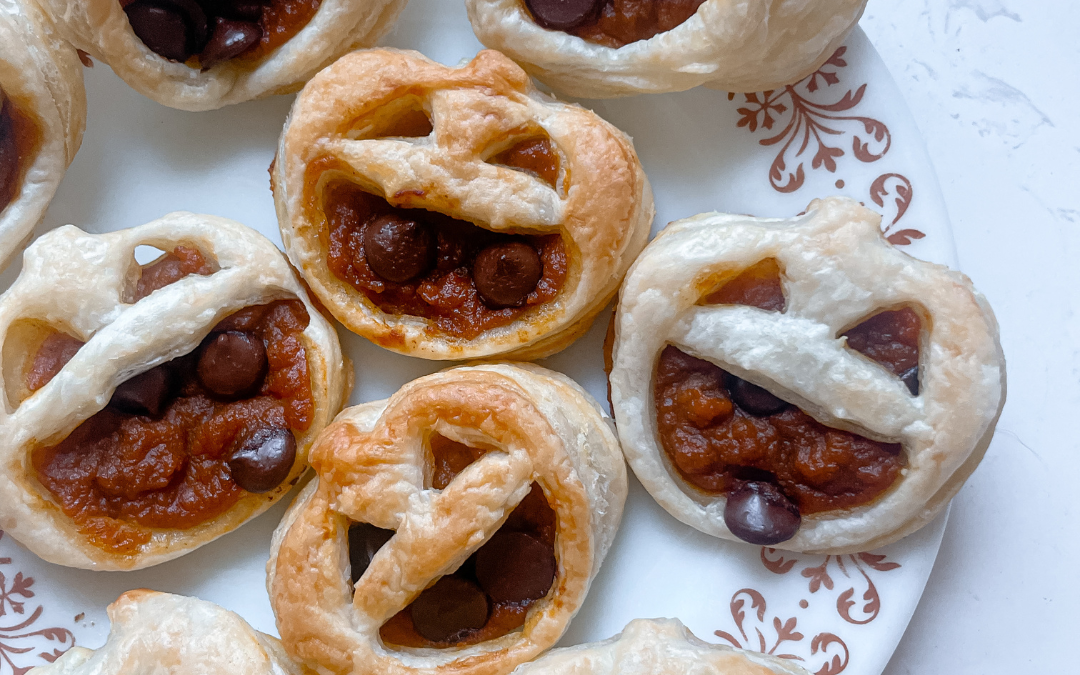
[654,261,919,545]
[29,250,314,555]
[0,88,43,214]
[349,435,557,647]
[525,0,707,48]
[119,0,321,68]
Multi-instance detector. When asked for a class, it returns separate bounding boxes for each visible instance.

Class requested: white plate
[0,4,958,675]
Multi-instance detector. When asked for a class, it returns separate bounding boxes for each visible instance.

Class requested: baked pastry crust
[36,0,408,111]
[0,212,351,570]
[273,48,653,360]
[0,0,85,271]
[466,0,868,98]
[28,590,308,674]
[268,363,627,675]
[511,618,807,675]
[609,197,1006,553]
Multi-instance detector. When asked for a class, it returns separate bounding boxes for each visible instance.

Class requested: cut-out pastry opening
[525,0,708,48]
[2,320,85,410]
[379,435,558,648]
[322,180,568,338]
[124,243,217,303]
[0,88,43,214]
[654,345,906,546]
[347,99,434,140]
[120,0,321,69]
[486,134,562,191]
[699,257,786,312]
[29,299,314,555]
[841,306,924,396]
[347,521,395,584]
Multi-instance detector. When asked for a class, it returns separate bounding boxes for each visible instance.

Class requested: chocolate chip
[347,522,395,584]
[472,241,542,308]
[197,330,267,398]
[199,0,267,21]
[409,576,489,643]
[525,0,601,30]
[475,531,556,603]
[124,0,209,62]
[724,481,801,545]
[727,375,789,416]
[0,91,16,210]
[199,18,261,69]
[900,366,919,396]
[109,364,177,417]
[228,427,296,493]
[362,214,436,283]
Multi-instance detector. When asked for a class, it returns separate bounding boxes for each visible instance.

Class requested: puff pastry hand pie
[29,590,307,675]
[466,0,868,98]
[37,0,408,111]
[511,618,807,675]
[0,213,350,570]
[608,197,1006,553]
[273,48,653,360]
[268,363,627,675]
[0,0,85,271]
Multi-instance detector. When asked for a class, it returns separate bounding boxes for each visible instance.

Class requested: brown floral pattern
[0,532,75,675]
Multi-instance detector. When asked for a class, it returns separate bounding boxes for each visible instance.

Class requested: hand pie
[466,0,868,98]
[512,618,807,675]
[268,363,626,675]
[0,0,86,271]
[29,590,307,674]
[273,48,653,360]
[0,213,351,570]
[36,0,409,111]
[608,197,1006,553]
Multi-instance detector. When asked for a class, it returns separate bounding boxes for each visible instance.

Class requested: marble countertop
[859,2,1077,672]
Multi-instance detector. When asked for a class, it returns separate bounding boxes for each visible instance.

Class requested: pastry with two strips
[273,48,653,360]
[608,197,1006,553]
[0,213,350,570]
[268,363,626,675]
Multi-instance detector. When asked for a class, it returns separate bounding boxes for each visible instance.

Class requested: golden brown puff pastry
[36,0,409,111]
[608,197,1006,553]
[0,213,351,570]
[268,363,627,675]
[273,48,653,361]
[466,0,868,98]
[29,590,309,675]
[0,0,85,272]
[510,618,808,675]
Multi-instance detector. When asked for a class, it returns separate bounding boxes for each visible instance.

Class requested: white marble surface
[860,2,1078,672]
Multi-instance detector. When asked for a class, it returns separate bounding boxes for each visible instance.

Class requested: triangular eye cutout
[488,136,560,189]
[348,98,433,140]
[701,258,785,312]
[3,320,84,407]
[348,521,395,585]
[126,245,215,303]
[842,307,922,395]
[375,108,434,139]
[429,433,488,489]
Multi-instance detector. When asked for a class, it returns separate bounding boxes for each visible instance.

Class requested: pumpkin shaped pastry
[466,0,868,98]
[268,363,626,675]
[0,213,351,570]
[0,0,86,271]
[29,590,307,674]
[273,48,653,360]
[511,618,807,675]
[608,197,1006,553]
[37,0,409,111]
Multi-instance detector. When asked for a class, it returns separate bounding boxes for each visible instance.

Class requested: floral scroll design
[0,531,75,675]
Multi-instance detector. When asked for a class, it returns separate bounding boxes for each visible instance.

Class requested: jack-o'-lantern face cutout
[609,197,1005,554]
[0,213,350,571]
[273,48,653,361]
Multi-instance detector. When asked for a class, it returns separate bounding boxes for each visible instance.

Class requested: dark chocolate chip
[109,364,177,417]
[727,375,789,416]
[197,330,267,398]
[525,0,601,30]
[475,531,556,603]
[409,576,489,643]
[198,0,267,21]
[228,427,296,493]
[0,92,16,210]
[900,366,919,396]
[124,0,208,62]
[199,18,261,69]
[347,522,395,584]
[362,214,436,283]
[724,481,801,545]
[472,241,542,308]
